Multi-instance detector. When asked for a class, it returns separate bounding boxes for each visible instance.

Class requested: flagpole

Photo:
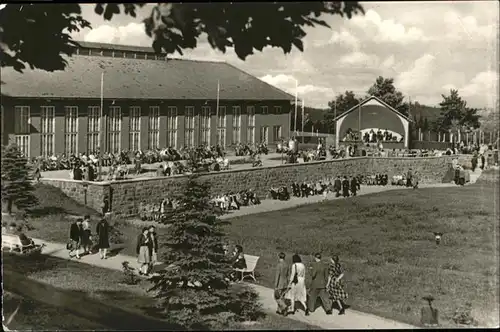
[216,80,220,146]
[301,99,305,143]
[98,72,104,181]
[294,79,298,135]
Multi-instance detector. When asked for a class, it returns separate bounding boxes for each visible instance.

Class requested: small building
[332,95,412,149]
[1,41,294,157]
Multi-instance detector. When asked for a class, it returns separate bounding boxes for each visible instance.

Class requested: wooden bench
[234,254,260,282]
[2,234,36,253]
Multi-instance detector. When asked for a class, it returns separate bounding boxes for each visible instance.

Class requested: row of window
[12,105,282,157]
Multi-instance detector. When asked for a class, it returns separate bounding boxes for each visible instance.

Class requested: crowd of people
[67,216,111,261]
[138,190,262,221]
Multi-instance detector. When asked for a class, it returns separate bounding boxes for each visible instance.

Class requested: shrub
[121,261,139,285]
[452,302,478,326]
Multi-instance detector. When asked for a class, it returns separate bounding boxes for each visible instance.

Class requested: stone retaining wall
[41,155,471,217]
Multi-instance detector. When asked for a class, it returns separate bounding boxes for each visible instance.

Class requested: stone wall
[42,155,471,217]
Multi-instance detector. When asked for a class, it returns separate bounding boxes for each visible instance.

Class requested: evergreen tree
[1,144,38,214]
[148,176,262,329]
[423,118,430,131]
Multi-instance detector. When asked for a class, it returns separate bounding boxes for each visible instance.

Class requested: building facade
[1,42,293,157]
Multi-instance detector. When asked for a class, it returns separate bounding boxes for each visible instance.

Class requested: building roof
[1,42,295,101]
[331,95,413,123]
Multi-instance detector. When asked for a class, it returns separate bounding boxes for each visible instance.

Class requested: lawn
[18,171,500,328]
[224,171,499,328]
[2,253,318,330]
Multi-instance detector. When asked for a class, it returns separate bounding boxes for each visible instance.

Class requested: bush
[452,302,478,326]
[121,261,139,285]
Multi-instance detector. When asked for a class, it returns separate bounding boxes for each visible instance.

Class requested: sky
[73,2,499,110]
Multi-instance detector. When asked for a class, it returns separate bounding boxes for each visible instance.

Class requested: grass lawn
[225,171,499,328]
[2,253,318,330]
[18,171,499,328]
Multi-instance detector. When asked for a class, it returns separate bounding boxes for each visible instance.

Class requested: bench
[234,254,260,282]
[2,234,36,253]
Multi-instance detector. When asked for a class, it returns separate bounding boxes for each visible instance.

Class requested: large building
[1,41,294,157]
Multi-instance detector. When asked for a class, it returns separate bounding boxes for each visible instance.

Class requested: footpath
[27,170,483,330]
[33,237,416,330]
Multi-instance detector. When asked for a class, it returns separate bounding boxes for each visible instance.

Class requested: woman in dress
[95,218,110,259]
[81,215,93,255]
[136,227,152,275]
[285,254,308,316]
[327,255,348,315]
[147,225,159,274]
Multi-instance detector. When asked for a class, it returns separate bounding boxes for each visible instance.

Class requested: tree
[1,3,364,73]
[148,176,262,329]
[325,90,362,132]
[366,76,409,116]
[437,89,480,132]
[1,144,38,214]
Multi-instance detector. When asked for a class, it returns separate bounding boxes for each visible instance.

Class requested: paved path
[32,237,416,330]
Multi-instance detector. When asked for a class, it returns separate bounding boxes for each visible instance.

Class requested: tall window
[247,106,255,145]
[184,106,195,147]
[260,126,269,144]
[232,106,241,144]
[129,106,141,151]
[273,125,282,142]
[14,106,30,157]
[217,106,227,147]
[108,106,121,153]
[40,106,55,157]
[200,106,211,145]
[167,106,178,148]
[148,106,160,149]
[87,106,100,154]
[64,106,78,155]
[261,106,268,115]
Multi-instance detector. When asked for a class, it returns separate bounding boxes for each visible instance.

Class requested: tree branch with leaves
[1,2,364,73]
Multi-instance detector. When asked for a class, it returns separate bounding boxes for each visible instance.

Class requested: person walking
[95,218,110,259]
[334,176,342,197]
[327,255,348,315]
[350,176,358,196]
[406,168,413,187]
[136,227,152,276]
[285,254,309,316]
[81,215,93,255]
[68,218,83,259]
[471,152,478,172]
[274,252,290,316]
[341,176,350,198]
[308,253,333,315]
[147,225,159,274]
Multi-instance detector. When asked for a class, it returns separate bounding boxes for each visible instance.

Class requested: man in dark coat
[307,253,332,315]
[95,218,110,259]
[480,154,485,170]
[350,176,358,196]
[341,176,350,198]
[406,169,413,187]
[471,153,478,172]
[334,176,342,197]
[274,252,290,315]
[69,218,83,259]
